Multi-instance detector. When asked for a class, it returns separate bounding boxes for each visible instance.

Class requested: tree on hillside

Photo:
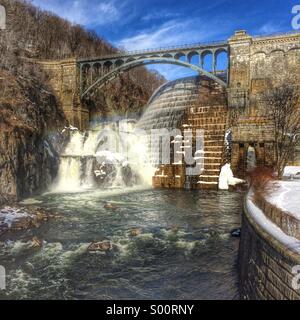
[0,0,165,118]
[262,83,300,179]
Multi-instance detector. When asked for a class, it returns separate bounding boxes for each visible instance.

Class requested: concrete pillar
[212,51,216,73]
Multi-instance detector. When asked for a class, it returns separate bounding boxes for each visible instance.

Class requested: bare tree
[262,83,300,179]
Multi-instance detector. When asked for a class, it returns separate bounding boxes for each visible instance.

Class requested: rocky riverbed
[0,204,60,238]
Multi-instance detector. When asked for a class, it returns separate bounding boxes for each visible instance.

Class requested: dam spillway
[137,76,201,130]
[53,76,228,192]
[138,76,228,190]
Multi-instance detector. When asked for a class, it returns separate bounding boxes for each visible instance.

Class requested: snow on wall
[246,193,300,254]
[283,166,300,177]
[265,180,300,220]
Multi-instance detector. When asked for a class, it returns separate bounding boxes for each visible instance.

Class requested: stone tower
[228,30,300,174]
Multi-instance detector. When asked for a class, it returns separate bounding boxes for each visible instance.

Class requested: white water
[137,76,201,130]
[55,156,82,192]
[52,76,203,193]
[52,120,155,193]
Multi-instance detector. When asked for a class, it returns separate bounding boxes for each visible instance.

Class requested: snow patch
[0,207,34,228]
[246,194,300,254]
[283,166,300,178]
[218,163,245,190]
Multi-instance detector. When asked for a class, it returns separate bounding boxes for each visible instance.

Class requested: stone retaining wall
[239,196,300,300]
[254,194,300,240]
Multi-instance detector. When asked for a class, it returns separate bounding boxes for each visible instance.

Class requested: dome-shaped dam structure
[138,75,229,190]
[137,76,202,131]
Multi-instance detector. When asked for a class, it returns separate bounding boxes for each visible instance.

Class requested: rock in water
[103,202,118,211]
[0,206,59,236]
[171,225,180,234]
[22,262,35,274]
[130,228,141,237]
[231,228,241,238]
[88,241,117,253]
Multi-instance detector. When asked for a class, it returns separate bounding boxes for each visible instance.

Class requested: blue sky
[32,0,299,80]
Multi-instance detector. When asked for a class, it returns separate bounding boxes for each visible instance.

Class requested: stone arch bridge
[38,30,300,131]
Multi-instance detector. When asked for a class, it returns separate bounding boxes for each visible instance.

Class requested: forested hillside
[0,0,165,201]
[0,0,165,116]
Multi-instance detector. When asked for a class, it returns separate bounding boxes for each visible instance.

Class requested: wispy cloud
[258,22,283,35]
[32,0,122,26]
[141,11,181,22]
[116,18,226,51]
[116,17,232,79]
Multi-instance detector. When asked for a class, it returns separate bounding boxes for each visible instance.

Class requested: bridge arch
[103,60,113,71]
[215,48,229,71]
[115,59,124,67]
[80,56,228,98]
[187,51,200,63]
[201,50,214,71]
[162,53,174,58]
[174,52,186,61]
[93,62,102,77]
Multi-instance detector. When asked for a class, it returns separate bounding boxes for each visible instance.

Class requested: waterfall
[52,120,155,192]
[54,156,82,192]
[52,76,203,192]
[137,76,201,167]
[137,76,201,131]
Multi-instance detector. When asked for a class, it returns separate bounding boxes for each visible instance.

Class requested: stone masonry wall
[38,59,89,130]
[228,31,300,174]
[152,78,228,190]
[239,197,300,300]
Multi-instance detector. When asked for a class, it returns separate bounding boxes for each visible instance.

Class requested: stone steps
[190,105,226,113]
[204,141,224,146]
[189,122,227,130]
[151,81,228,190]
[198,176,219,183]
[203,151,223,155]
[201,169,221,175]
[203,163,222,170]
[189,104,228,189]
[191,117,227,122]
[196,181,219,190]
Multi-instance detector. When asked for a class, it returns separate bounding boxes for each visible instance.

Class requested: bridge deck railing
[78,40,228,63]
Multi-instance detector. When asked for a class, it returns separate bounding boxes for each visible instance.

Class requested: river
[0,187,242,300]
